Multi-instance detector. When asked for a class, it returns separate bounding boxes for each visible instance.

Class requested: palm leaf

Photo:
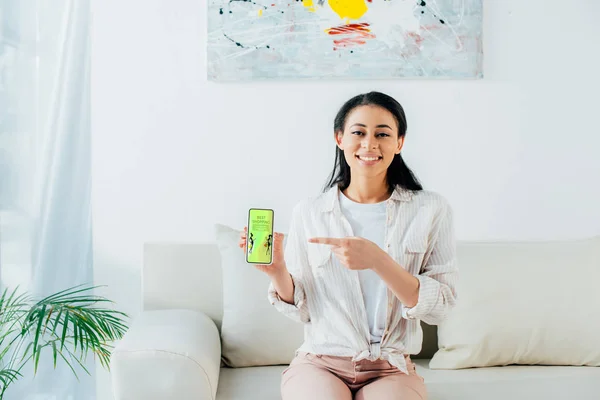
[0,284,129,394]
[31,304,46,368]
[0,368,23,390]
[33,344,42,374]
[60,310,69,351]
[51,341,58,369]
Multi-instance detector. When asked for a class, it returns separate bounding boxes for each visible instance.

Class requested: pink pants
[281,352,427,400]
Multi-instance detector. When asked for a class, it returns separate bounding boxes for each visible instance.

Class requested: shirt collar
[319,184,414,213]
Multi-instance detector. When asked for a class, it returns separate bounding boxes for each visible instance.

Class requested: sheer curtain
[0,0,94,399]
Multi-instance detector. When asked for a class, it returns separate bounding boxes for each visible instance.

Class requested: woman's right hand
[239,226,287,277]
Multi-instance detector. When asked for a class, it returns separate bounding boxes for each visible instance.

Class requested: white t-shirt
[338,190,388,344]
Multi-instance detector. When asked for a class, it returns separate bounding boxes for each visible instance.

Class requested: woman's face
[336,105,404,179]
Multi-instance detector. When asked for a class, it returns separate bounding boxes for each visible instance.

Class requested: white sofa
[110,236,600,400]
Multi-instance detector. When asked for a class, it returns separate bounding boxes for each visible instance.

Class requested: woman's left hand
[308,236,388,270]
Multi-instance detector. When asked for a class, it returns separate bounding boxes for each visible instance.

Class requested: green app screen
[247,209,274,264]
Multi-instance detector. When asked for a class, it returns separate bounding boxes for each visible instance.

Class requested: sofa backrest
[143,235,600,363]
[143,243,225,328]
[142,241,440,359]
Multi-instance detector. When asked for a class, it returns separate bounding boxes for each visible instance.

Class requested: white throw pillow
[430,236,600,369]
[214,224,304,367]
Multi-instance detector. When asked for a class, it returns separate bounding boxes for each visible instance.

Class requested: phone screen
[246,208,274,265]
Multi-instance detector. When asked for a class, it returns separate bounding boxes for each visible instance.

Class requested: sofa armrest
[111,309,221,400]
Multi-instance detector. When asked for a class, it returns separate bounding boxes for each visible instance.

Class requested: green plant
[0,284,129,399]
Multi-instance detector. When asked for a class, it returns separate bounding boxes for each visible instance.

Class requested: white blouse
[338,190,389,344]
[268,184,459,375]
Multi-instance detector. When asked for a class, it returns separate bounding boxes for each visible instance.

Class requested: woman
[265,233,273,256]
[239,91,458,400]
[247,232,254,255]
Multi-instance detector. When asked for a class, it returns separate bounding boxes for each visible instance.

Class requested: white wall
[91,0,600,398]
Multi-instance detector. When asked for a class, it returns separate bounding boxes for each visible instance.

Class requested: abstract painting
[207,0,483,81]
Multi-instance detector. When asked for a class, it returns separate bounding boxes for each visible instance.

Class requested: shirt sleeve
[402,199,459,325]
[267,203,311,323]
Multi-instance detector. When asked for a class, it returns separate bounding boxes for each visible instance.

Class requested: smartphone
[246,208,275,265]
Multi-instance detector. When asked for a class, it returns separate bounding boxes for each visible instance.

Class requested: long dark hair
[324,91,423,194]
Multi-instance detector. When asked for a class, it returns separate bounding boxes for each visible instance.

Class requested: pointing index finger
[308,237,342,246]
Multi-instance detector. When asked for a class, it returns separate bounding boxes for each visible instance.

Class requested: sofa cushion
[431,236,600,369]
[214,224,304,367]
[216,360,600,400]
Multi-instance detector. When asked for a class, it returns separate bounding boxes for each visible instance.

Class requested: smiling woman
[325,91,422,196]
[240,91,458,400]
